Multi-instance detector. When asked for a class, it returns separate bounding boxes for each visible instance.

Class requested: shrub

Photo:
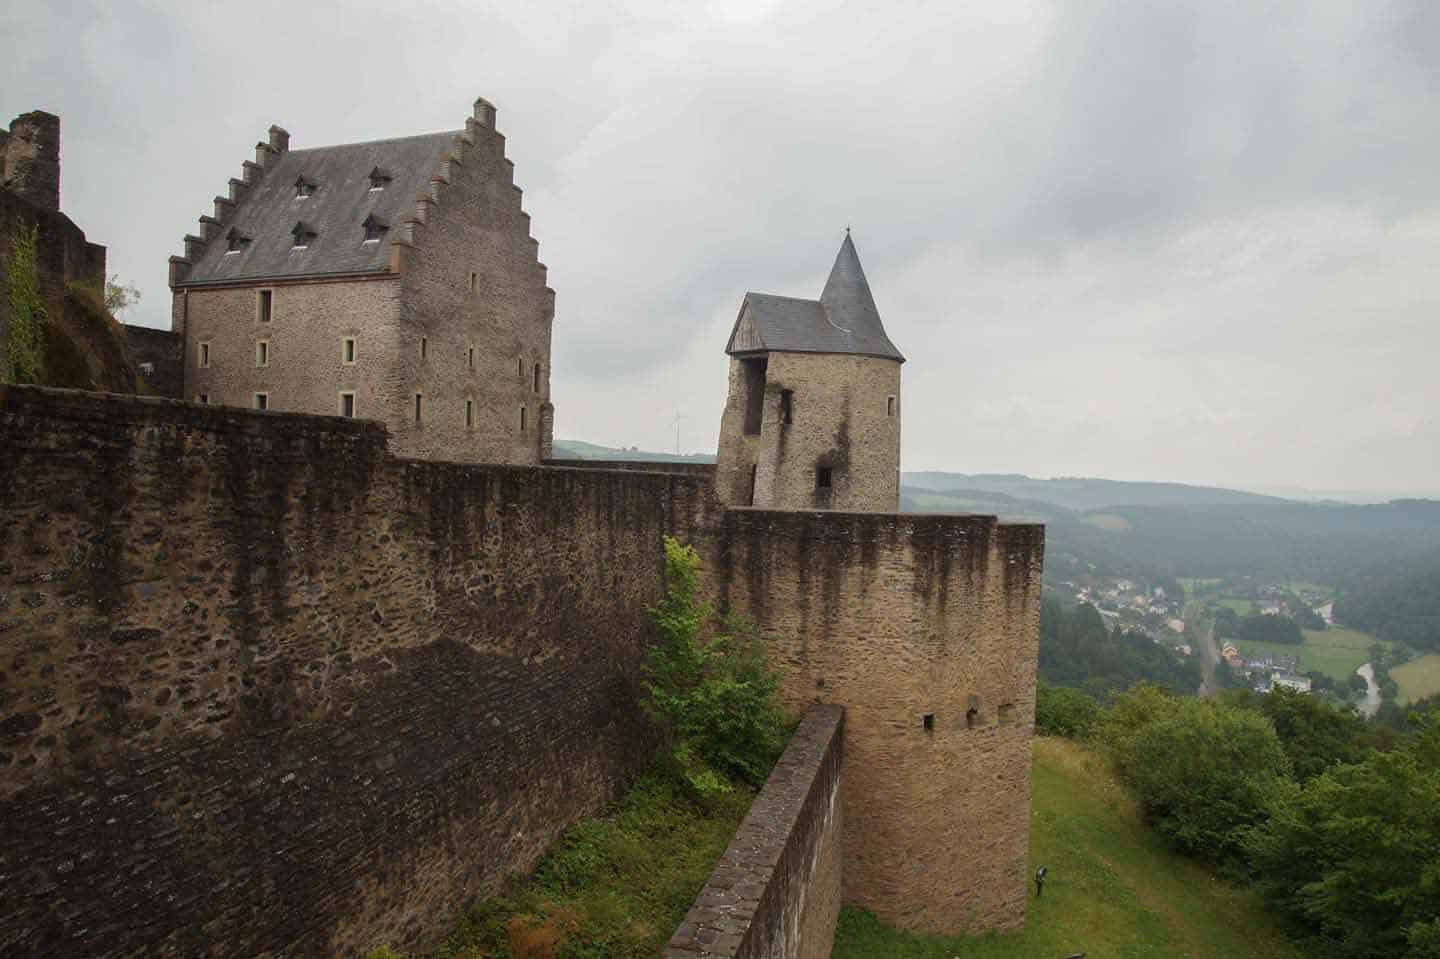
[644,537,787,795]
[1103,685,1291,864]
[4,224,48,383]
[1035,683,1103,738]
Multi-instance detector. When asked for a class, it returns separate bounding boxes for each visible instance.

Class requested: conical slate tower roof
[725,234,905,362]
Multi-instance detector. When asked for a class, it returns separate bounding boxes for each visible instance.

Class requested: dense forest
[1335,548,1440,651]
[1039,598,1200,697]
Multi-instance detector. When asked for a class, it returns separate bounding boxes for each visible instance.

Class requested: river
[1356,663,1382,717]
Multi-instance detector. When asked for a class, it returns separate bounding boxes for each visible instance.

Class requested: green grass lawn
[1393,653,1440,704]
[1233,626,1381,684]
[1215,596,1255,616]
[832,738,1301,959]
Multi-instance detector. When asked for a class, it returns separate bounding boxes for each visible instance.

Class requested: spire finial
[845,224,851,235]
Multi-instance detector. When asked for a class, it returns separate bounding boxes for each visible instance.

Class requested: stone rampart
[666,704,844,959]
[546,458,718,479]
[0,384,711,957]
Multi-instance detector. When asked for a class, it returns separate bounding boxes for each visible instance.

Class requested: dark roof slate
[181,130,459,285]
[725,234,904,362]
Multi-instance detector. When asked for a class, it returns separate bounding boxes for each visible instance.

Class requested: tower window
[519,405,527,432]
[887,395,896,417]
[254,392,269,411]
[342,337,356,364]
[922,714,935,732]
[198,341,211,368]
[781,389,794,425]
[465,399,474,428]
[816,467,833,490]
[196,393,209,405]
[468,271,477,292]
[741,356,767,435]
[533,363,542,393]
[518,357,525,379]
[420,337,428,360]
[468,347,476,370]
[362,214,388,243]
[966,708,979,730]
[258,289,273,323]
[255,339,269,367]
[414,393,423,423]
[339,392,355,418]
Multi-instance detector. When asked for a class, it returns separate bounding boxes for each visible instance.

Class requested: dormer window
[225,228,252,254]
[367,166,392,191]
[291,221,317,249]
[294,176,317,199]
[362,214,388,243]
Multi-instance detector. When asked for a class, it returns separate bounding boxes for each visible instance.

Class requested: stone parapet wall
[546,458,718,479]
[666,704,844,959]
[0,384,713,957]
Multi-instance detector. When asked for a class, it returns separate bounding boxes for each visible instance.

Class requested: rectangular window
[465,399,474,428]
[255,339,269,367]
[780,389,794,424]
[342,337,356,364]
[533,363,542,394]
[414,393,423,423]
[519,405,527,432]
[199,341,210,368]
[254,392,268,411]
[258,289,273,323]
[468,271,477,292]
[420,336,428,360]
[196,393,209,405]
[923,714,935,732]
[816,466,833,490]
[468,347,475,370]
[887,395,896,417]
[518,357,525,380]
[339,392,355,418]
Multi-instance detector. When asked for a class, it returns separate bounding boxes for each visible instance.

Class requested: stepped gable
[725,232,905,362]
[175,129,462,285]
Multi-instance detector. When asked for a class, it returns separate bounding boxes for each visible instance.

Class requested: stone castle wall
[703,508,1043,933]
[715,352,901,512]
[0,384,716,957]
[666,704,844,959]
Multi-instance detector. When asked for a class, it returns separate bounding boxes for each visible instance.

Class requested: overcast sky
[6,0,1439,494]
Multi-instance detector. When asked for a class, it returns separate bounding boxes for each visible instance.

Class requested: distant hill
[551,439,716,464]
[903,471,1289,511]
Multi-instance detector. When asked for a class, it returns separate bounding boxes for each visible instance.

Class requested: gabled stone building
[715,233,903,511]
[169,98,554,464]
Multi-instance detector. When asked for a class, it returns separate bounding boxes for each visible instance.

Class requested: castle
[167,99,554,464]
[0,97,1042,957]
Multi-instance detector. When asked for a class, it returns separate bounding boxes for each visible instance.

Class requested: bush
[4,224,47,383]
[1103,685,1291,864]
[644,537,787,796]
[1035,683,1103,738]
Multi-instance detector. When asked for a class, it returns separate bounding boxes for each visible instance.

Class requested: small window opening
[966,708,979,730]
[468,271,478,293]
[887,395,896,417]
[518,357,525,379]
[465,399,474,428]
[362,214,388,243]
[199,342,210,368]
[747,464,758,506]
[255,340,269,367]
[519,405,527,432]
[533,363,542,394]
[197,393,209,405]
[254,392,268,411]
[258,289,273,323]
[340,392,355,418]
[414,393,423,423]
[290,221,316,248]
[294,176,317,199]
[420,337,428,360]
[343,337,356,364]
[922,714,935,732]
[741,357,767,435]
[367,167,391,191]
[780,389,794,425]
[467,347,476,370]
[816,466,833,490]
[226,228,251,254]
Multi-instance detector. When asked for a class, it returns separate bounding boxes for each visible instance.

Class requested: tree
[1035,683,1103,738]
[1251,685,1364,781]
[104,274,141,316]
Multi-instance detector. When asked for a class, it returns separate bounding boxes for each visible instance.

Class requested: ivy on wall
[4,224,48,384]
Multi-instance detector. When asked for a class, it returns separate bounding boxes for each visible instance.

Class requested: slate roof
[180,131,460,285]
[725,234,904,362]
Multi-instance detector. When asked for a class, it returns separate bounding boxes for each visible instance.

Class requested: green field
[832,738,1301,959]
[1216,597,1255,616]
[1233,626,1381,685]
[1394,654,1440,704]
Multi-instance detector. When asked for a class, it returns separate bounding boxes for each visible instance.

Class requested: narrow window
[258,289,273,323]
[255,340,269,367]
[533,363,542,394]
[339,392,355,418]
[196,393,209,405]
[780,389,794,425]
[467,346,475,370]
[342,337,356,364]
[465,399,474,428]
[887,395,896,417]
[747,464,758,506]
[923,714,935,732]
[816,466,833,490]
[966,708,979,730]
[518,357,525,380]
[362,214,387,243]
[741,357,767,435]
[420,337,428,360]
[199,341,211,368]
[254,392,268,411]
[414,393,423,423]
[468,271,477,293]
[519,405,527,432]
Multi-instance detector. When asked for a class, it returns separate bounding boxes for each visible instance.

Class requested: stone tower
[0,111,61,212]
[715,233,903,511]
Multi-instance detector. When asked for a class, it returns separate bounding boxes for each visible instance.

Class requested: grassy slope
[833,738,1301,959]
[1394,653,1440,704]
[1234,626,1381,684]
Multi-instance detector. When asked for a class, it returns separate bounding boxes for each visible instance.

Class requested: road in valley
[1188,602,1221,696]
[1356,663,1382,717]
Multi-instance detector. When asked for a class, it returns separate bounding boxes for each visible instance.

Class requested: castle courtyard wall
[0,384,716,957]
